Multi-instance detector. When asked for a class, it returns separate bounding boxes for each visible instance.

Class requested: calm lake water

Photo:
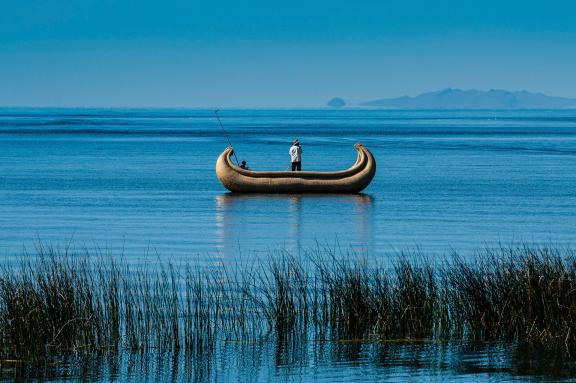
[1,108,575,381]
[1,108,575,262]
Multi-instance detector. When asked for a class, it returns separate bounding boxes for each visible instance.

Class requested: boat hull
[215,144,376,194]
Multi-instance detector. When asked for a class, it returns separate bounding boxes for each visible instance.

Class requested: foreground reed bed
[0,245,574,361]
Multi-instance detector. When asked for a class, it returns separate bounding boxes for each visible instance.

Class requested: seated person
[239,160,249,170]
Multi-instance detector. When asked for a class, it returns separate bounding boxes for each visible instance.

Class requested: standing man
[289,139,303,171]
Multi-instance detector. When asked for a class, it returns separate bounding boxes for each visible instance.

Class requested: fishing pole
[214,109,240,166]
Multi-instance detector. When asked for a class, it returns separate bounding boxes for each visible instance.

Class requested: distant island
[327,97,346,108]
[334,88,576,109]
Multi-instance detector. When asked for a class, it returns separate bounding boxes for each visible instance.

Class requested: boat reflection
[215,193,374,260]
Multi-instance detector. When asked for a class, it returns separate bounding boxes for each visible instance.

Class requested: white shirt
[289,145,302,162]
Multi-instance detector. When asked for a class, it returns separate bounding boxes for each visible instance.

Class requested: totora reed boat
[215,143,376,193]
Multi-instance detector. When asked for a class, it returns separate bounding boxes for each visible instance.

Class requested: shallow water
[1,108,576,381]
[3,341,575,382]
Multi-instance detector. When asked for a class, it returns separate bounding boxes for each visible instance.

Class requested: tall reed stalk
[0,245,574,361]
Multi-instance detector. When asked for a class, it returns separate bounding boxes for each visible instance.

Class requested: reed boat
[215,143,376,193]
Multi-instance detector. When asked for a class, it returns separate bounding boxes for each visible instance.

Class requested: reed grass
[0,245,574,361]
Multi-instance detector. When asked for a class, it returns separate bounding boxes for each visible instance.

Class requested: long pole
[214,110,240,166]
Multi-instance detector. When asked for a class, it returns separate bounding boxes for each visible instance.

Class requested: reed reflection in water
[215,193,374,260]
[4,341,574,382]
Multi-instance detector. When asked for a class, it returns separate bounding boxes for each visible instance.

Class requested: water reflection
[215,193,374,260]
[4,342,574,382]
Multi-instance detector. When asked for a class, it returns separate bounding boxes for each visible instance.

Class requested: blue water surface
[1,108,576,382]
[1,108,575,264]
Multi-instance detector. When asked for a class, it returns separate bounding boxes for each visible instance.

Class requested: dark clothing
[291,161,301,171]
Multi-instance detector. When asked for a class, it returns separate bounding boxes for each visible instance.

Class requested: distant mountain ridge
[360,88,576,109]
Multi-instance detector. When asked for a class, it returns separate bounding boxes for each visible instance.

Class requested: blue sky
[1,0,576,107]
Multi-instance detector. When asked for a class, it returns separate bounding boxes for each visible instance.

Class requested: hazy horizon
[2,1,576,107]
